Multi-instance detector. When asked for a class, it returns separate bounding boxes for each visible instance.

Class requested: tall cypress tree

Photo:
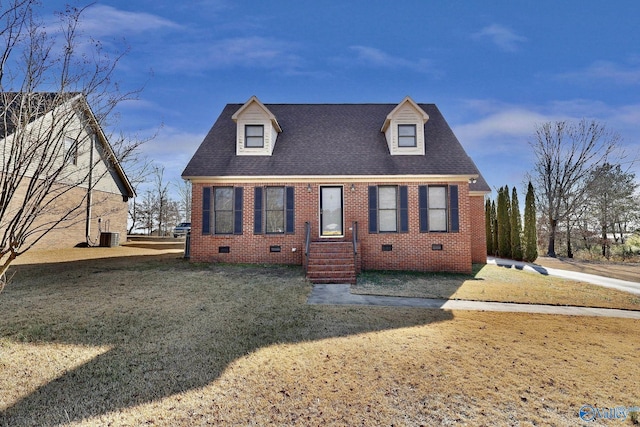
[510,187,523,261]
[491,200,498,256]
[485,198,493,255]
[524,181,538,262]
[497,186,512,258]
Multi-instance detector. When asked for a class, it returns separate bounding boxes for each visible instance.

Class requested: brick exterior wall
[469,195,487,264]
[8,180,128,249]
[191,181,484,274]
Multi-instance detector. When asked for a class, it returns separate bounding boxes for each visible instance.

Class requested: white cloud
[133,126,205,196]
[345,46,435,73]
[161,37,305,75]
[451,99,640,189]
[206,37,301,68]
[556,60,640,85]
[78,5,182,37]
[454,105,554,148]
[472,24,527,52]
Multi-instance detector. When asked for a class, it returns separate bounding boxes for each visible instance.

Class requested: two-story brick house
[182,96,490,283]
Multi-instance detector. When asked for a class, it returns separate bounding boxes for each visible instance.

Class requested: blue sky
[41,1,640,198]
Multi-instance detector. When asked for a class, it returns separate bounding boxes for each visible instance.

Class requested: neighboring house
[182,96,490,283]
[0,92,134,250]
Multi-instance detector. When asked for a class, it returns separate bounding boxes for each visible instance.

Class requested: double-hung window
[368,185,408,233]
[419,185,459,233]
[265,187,285,233]
[214,187,234,234]
[428,186,447,232]
[398,124,417,147]
[202,186,243,235]
[254,186,295,234]
[245,125,264,148]
[378,186,398,232]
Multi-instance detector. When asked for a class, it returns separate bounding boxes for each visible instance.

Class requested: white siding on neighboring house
[1,94,133,249]
[1,102,125,197]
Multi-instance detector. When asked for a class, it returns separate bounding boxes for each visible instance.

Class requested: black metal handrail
[352,221,358,272]
[304,221,311,272]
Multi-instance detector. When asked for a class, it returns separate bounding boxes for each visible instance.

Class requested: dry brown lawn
[1,247,639,426]
[536,256,640,283]
[353,264,640,311]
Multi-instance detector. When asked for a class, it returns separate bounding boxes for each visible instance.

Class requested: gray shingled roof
[182,103,490,192]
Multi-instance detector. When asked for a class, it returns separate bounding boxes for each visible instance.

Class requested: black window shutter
[234,187,243,235]
[368,186,378,233]
[253,187,263,234]
[202,187,211,235]
[419,185,428,232]
[450,185,459,233]
[399,185,409,233]
[285,186,295,234]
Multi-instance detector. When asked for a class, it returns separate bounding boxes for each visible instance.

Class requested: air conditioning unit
[99,232,119,247]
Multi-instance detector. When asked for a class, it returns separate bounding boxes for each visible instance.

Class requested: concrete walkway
[307,284,640,319]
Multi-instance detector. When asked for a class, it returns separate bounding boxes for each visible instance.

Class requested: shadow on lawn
[0,254,456,426]
[493,258,549,275]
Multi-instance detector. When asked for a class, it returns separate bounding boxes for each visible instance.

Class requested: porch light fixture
[307,183,312,192]
[350,183,356,192]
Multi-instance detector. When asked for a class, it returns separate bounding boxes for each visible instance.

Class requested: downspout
[85,133,95,245]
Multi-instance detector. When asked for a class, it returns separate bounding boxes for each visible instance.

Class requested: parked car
[173,222,191,238]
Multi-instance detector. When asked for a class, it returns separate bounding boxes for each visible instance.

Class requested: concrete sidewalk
[307,284,640,319]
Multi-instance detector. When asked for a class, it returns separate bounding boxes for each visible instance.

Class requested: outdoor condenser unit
[99,232,119,247]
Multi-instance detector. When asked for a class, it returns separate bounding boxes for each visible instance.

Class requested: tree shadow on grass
[0,254,454,426]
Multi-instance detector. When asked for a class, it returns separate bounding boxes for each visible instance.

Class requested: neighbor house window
[254,186,294,234]
[64,137,78,165]
[368,185,408,233]
[419,185,459,233]
[245,125,264,148]
[398,124,416,147]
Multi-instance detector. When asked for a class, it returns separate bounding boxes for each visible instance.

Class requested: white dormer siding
[232,96,281,156]
[381,96,429,156]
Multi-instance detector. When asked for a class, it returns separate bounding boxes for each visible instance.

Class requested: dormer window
[245,125,264,148]
[381,96,429,156]
[232,96,282,156]
[398,124,416,147]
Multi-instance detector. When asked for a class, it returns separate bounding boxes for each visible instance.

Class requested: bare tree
[528,119,624,257]
[176,179,191,223]
[137,189,156,235]
[152,165,169,236]
[1,1,143,287]
[127,156,153,234]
